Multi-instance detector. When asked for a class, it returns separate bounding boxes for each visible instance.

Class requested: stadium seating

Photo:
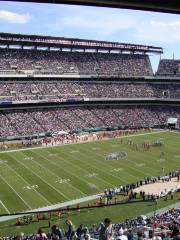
[1,208,180,240]
[0,106,179,137]
[0,49,153,76]
[0,82,180,101]
[0,48,179,137]
[156,59,180,76]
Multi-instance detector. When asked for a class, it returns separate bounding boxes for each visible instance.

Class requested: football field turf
[0,130,179,215]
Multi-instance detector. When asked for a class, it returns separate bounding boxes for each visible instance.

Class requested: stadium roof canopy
[0,32,163,54]
[3,0,180,14]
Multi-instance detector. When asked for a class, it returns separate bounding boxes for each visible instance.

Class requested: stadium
[0,1,180,239]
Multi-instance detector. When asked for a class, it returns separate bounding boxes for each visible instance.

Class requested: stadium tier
[0,105,180,137]
[157,59,180,76]
[0,49,153,77]
[0,32,162,77]
[0,81,180,101]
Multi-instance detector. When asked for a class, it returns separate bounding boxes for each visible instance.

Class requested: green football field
[0,130,179,215]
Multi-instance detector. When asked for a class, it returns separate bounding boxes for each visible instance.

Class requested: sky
[0,1,180,72]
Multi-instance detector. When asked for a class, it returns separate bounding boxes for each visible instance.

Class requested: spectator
[51,225,63,240]
[36,228,47,240]
[65,220,75,240]
[116,228,128,240]
[99,218,113,240]
[171,226,180,240]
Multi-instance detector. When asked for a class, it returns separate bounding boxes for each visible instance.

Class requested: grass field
[0,130,180,215]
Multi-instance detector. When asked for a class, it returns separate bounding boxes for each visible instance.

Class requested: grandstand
[0,32,180,239]
[157,59,180,76]
[0,33,179,138]
[0,106,180,137]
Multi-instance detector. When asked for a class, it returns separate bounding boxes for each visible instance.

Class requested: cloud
[52,8,136,36]
[134,20,180,43]
[0,10,30,24]
[151,21,180,28]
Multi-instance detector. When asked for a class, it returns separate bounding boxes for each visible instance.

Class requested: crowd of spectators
[156,60,180,76]
[0,105,179,137]
[0,50,179,138]
[1,208,180,240]
[0,81,179,101]
[0,49,153,77]
[111,208,180,240]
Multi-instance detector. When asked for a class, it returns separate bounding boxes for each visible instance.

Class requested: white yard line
[77,144,140,182]
[0,130,167,154]
[30,147,117,192]
[4,160,51,205]
[67,144,134,184]
[46,147,117,188]
[0,200,10,214]
[0,175,31,210]
[29,150,88,196]
[91,145,157,178]
[89,146,141,182]
[39,149,103,192]
[13,153,70,201]
[89,155,140,182]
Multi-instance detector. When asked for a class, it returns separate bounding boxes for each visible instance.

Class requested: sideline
[0,193,102,222]
[0,130,167,154]
[0,193,180,223]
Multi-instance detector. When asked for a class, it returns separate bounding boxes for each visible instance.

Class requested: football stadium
[0,1,180,239]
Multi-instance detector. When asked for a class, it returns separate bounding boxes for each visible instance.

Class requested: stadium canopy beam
[0,32,163,54]
[3,0,180,14]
